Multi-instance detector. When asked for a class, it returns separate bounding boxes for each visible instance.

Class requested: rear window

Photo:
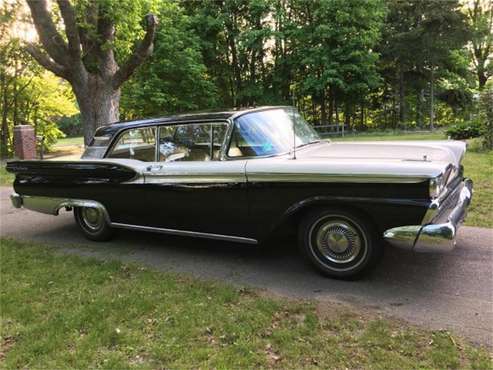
[107,127,156,162]
[81,135,113,159]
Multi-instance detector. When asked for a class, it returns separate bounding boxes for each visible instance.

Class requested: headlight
[429,174,444,198]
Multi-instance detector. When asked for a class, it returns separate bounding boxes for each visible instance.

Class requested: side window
[107,127,156,162]
[158,123,227,162]
[228,121,276,157]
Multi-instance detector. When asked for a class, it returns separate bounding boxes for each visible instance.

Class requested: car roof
[94,106,292,137]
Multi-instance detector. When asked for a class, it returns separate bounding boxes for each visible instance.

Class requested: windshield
[228,107,321,158]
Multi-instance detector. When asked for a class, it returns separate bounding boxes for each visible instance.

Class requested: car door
[139,121,252,239]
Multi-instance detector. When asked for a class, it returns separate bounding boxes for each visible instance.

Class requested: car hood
[297,140,466,167]
[246,140,466,183]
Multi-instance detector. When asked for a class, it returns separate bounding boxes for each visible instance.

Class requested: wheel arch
[272,197,385,236]
[57,199,111,224]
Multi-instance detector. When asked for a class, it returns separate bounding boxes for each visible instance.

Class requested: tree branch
[56,0,81,58]
[96,13,118,77]
[25,44,69,80]
[113,14,157,89]
[78,0,98,58]
[26,0,70,66]
[4,77,34,111]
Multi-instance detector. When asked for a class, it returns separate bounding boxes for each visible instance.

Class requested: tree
[25,0,157,144]
[379,0,469,129]
[1,2,39,158]
[120,1,218,119]
[293,0,385,126]
[466,0,493,89]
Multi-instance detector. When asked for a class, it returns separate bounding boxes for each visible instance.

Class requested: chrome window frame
[105,125,158,162]
[222,116,295,161]
[104,119,232,162]
[222,106,321,161]
[156,120,230,162]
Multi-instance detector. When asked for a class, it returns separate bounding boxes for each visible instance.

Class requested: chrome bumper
[9,193,110,222]
[10,193,23,208]
[383,178,473,253]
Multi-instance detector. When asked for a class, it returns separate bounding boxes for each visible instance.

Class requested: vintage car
[7,106,473,278]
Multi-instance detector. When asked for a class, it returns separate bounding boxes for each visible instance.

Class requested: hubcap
[315,221,362,263]
[81,207,104,231]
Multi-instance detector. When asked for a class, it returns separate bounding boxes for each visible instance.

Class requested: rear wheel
[299,208,382,279]
[74,207,114,241]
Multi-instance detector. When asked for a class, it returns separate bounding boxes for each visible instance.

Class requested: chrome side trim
[143,174,246,184]
[247,172,429,184]
[383,178,473,253]
[10,193,258,244]
[142,160,247,184]
[110,222,258,244]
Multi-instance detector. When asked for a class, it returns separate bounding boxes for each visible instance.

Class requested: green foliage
[446,120,483,140]
[2,0,489,148]
[298,0,385,96]
[74,0,157,71]
[57,114,82,137]
[120,0,217,118]
[1,5,76,157]
[465,0,493,88]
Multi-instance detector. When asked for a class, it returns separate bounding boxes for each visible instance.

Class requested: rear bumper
[10,193,110,223]
[10,193,23,208]
[383,178,473,253]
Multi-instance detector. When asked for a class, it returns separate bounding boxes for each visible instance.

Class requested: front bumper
[383,178,473,253]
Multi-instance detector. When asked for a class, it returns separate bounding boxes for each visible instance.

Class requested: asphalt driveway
[0,186,492,346]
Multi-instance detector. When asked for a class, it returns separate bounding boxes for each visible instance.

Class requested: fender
[270,195,430,235]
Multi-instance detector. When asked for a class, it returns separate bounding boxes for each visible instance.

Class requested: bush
[446,120,482,140]
[57,114,82,137]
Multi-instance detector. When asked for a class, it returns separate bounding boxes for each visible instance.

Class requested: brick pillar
[13,125,36,160]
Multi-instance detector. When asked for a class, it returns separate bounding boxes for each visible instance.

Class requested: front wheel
[299,208,382,279]
[74,207,114,241]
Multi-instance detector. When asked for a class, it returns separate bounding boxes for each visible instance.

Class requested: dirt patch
[0,336,16,361]
[45,145,83,160]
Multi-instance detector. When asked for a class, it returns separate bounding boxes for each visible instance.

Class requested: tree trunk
[383,99,388,129]
[328,88,334,125]
[360,103,365,130]
[430,68,435,130]
[25,0,157,147]
[1,74,10,159]
[335,99,340,131]
[320,90,327,125]
[416,89,424,128]
[477,64,487,90]
[399,69,406,127]
[11,58,19,126]
[74,76,120,145]
[344,102,351,129]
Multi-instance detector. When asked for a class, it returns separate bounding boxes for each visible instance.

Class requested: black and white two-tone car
[7,106,473,278]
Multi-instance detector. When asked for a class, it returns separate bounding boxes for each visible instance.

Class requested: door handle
[146,164,163,172]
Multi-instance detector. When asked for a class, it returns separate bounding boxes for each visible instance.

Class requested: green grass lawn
[462,150,493,228]
[55,136,84,147]
[1,238,490,369]
[329,130,446,141]
[0,164,14,186]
